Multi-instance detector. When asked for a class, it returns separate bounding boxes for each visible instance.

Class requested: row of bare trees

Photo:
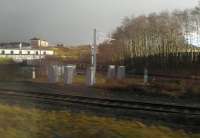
[98,2,200,74]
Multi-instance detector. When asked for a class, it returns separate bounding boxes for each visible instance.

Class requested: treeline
[98,2,200,74]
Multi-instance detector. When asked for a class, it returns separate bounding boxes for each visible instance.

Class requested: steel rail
[0,88,199,115]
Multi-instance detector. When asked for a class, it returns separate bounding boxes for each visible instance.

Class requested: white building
[0,48,54,62]
[30,38,49,48]
[0,38,54,62]
[0,42,31,49]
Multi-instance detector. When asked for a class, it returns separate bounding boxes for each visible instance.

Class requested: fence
[124,52,200,75]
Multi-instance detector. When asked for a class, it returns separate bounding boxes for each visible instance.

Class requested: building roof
[0,42,30,48]
[30,37,40,40]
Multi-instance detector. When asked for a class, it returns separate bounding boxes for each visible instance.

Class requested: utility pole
[90,28,97,85]
[93,28,97,69]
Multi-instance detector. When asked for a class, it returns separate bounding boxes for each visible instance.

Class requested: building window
[36,51,38,55]
[27,51,30,55]
[1,50,5,55]
[10,51,14,55]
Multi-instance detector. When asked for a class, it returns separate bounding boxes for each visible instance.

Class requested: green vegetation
[0,104,198,138]
[33,73,200,97]
[53,46,90,62]
[73,74,106,85]
[0,57,13,64]
[93,76,200,97]
[0,65,32,81]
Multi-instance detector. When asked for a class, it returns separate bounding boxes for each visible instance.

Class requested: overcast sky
[0,0,198,45]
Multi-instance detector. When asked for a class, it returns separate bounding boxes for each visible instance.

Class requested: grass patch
[73,74,106,85]
[95,78,144,91]
[0,104,198,138]
[32,72,200,97]
[0,58,14,64]
[94,76,200,97]
[53,46,90,61]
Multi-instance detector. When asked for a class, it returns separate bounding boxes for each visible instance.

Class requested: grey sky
[0,0,198,45]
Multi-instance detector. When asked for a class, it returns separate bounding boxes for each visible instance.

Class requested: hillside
[52,46,90,62]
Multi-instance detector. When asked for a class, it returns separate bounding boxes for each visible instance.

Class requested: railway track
[0,88,199,116]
